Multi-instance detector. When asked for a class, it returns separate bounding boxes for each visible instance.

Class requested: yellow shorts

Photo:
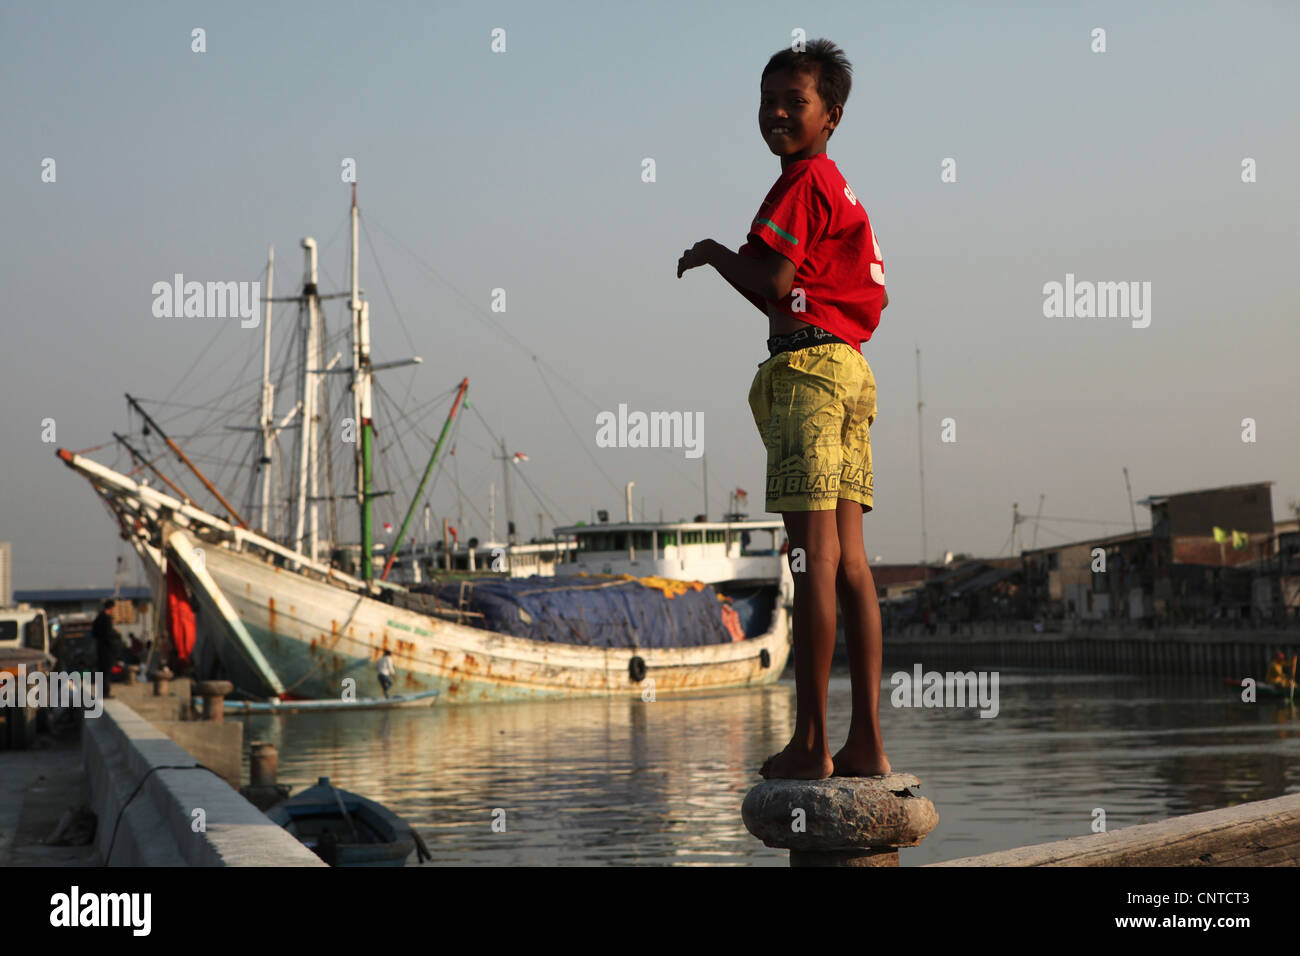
[747,342,876,513]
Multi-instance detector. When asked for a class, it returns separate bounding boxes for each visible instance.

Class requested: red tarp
[166,564,196,666]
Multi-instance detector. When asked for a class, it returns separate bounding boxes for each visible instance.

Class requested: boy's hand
[677,239,717,277]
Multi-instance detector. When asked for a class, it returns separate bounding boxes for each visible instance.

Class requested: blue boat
[200,689,439,715]
[266,777,429,866]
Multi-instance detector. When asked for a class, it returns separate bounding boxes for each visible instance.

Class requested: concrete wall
[83,700,323,866]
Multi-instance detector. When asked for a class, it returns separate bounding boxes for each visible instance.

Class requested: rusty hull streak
[268,597,277,634]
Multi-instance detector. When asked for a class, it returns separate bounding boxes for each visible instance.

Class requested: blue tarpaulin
[427,575,743,649]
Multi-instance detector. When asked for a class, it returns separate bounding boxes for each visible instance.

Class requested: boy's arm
[721,270,768,316]
[707,242,795,304]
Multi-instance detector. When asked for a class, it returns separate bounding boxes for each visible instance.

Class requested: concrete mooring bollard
[742,773,938,866]
[149,666,174,697]
[194,680,234,722]
[241,741,291,811]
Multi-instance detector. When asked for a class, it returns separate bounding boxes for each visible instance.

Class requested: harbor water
[239,665,1300,866]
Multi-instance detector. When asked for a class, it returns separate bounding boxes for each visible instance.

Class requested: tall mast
[260,244,275,536]
[349,184,377,580]
[498,438,515,544]
[702,453,708,520]
[293,238,322,563]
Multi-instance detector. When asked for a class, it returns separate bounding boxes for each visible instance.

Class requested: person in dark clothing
[92,599,120,698]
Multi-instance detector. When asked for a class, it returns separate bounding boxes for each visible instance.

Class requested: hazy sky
[3,0,1297,589]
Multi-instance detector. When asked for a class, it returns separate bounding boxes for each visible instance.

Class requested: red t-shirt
[739,153,885,349]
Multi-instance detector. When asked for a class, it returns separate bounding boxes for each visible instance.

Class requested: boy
[677,39,889,779]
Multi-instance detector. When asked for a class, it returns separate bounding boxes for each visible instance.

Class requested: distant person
[1266,651,1295,689]
[92,599,120,698]
[377,649,396,698]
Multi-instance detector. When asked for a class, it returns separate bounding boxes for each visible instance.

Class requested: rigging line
[392,383,467,432]
[131,397,259,416]
[368,384,422,515]
[511,464,574,530]
[420,407,492,536]
[1031,523,1091,544]
[1032,515,1134,526]
[155,261,268,408]
[170,323,265,431]
[529,360,624,498]
[444,414,494,533]
[375,382,489,540]
[363,214,609,412]
[466,401,501,447]
[357,213,421,414]
[371,379,465,448]
[374,380,450,498]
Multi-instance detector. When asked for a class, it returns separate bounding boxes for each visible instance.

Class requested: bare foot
[831,742,891,777]
[760,743,834,780]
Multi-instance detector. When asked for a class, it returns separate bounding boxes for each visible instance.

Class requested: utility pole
[1123,466,1138,532]
[916,347,928,570]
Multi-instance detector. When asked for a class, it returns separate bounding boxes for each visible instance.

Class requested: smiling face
[760,67,840,167]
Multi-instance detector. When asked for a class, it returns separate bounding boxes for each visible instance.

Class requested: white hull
[59,449,792,703]
[184,529,793,702]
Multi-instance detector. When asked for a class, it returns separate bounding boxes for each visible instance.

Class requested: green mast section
[382,379,469,581]
[361,417,374,579]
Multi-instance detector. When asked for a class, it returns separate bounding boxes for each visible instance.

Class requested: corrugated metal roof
[13,586,152,603]
[951,566,1020,596]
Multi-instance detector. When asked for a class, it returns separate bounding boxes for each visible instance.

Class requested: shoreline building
[1021,482,1299,627]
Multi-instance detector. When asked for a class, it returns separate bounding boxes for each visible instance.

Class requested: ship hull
[192,533,793,703]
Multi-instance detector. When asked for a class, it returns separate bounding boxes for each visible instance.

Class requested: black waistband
[766,325,854,357]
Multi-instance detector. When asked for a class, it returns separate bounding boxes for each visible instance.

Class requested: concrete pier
[742,774,938,866]
[83,699,323,866]
[928,791,1300,866]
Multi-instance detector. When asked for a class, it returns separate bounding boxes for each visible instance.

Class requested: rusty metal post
[150,666,173,697]
[249,741,279,786]
[742,774,938,867]
[194,680,233,722]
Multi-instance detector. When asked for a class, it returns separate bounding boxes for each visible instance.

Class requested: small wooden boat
[266,777,430,866]
[1222,677,1297,703]
[197,689,439,715]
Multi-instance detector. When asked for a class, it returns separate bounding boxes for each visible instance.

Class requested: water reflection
[240,670,1300,866]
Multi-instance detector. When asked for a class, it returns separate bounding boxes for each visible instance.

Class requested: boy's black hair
[761,39,852,139]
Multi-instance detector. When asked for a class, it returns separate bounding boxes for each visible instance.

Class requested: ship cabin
[553,515,786,587]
